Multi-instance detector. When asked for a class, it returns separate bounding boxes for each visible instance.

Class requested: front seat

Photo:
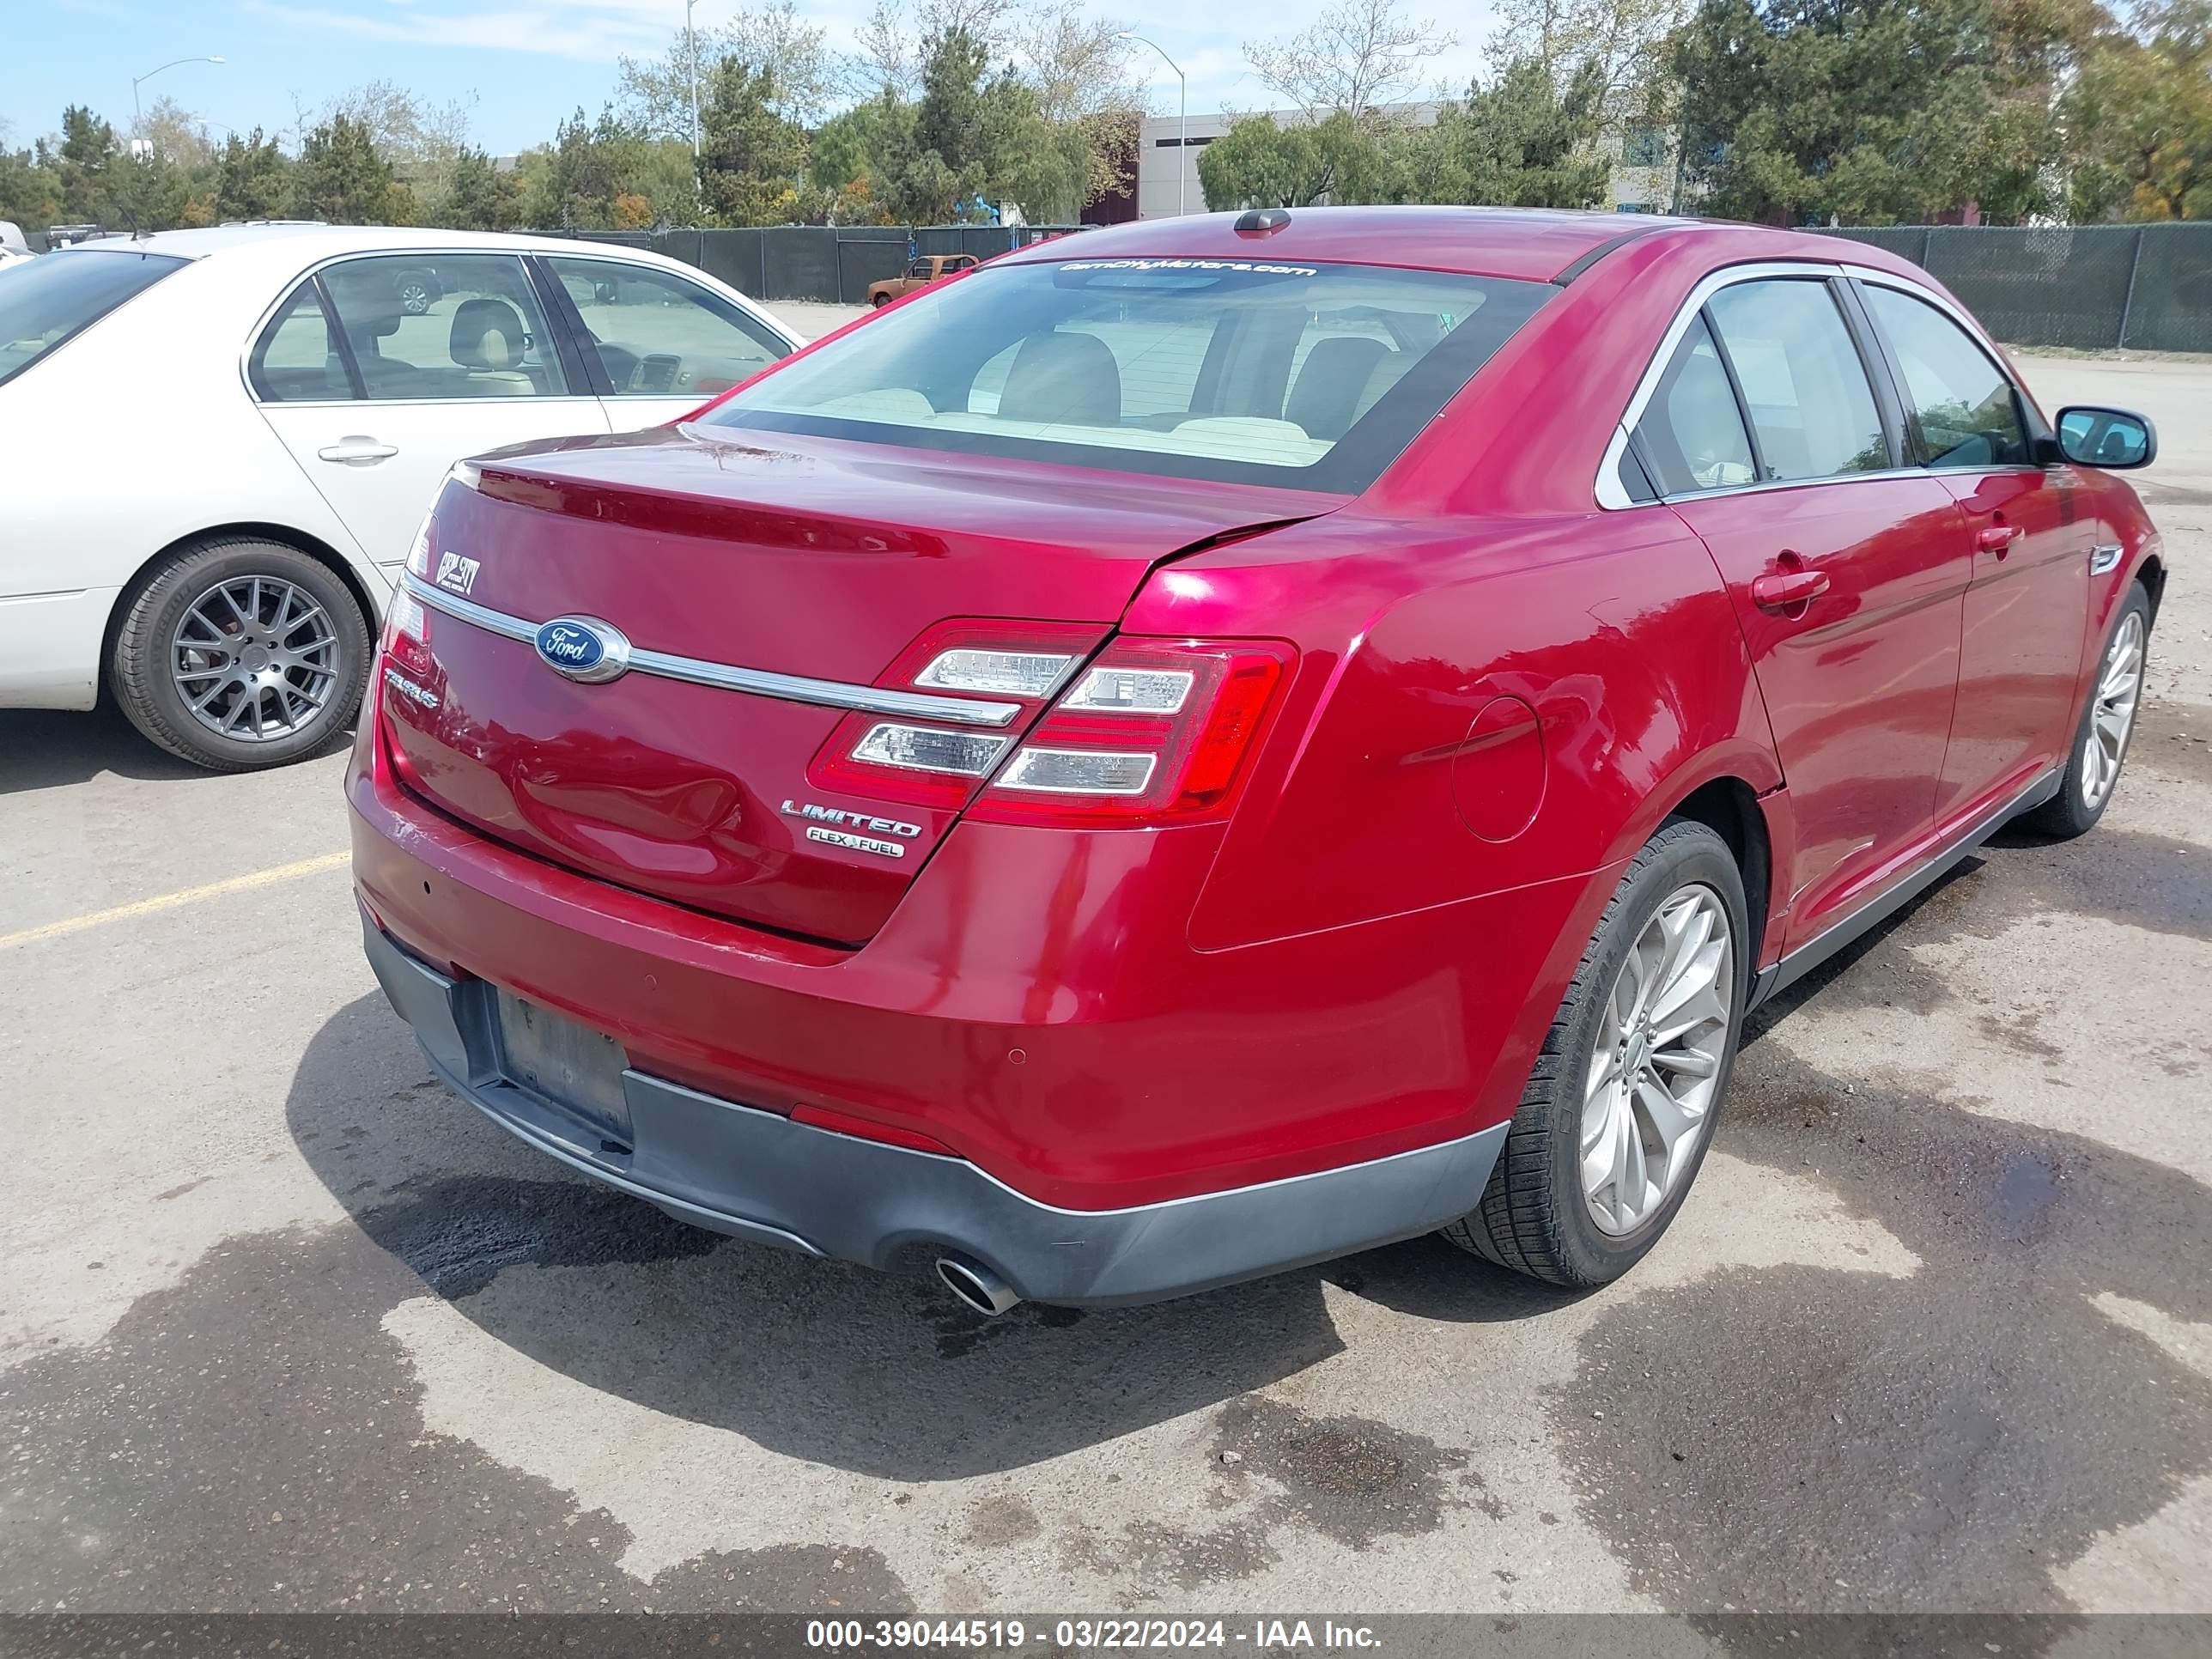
[998,331,1121,427]
[449,297,537,395]
[1285,336,1389,440]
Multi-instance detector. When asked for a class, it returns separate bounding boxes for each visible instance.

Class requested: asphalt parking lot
[3,333,2209,1620]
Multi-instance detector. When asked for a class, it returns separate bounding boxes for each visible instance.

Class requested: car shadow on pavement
[0,705,359,793]
[287,994,1571,1480]
[0,707,209,793]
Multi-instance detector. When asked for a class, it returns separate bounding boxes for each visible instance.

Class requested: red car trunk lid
[379,426,1330,944]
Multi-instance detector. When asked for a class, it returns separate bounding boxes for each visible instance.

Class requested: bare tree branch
[1244,0,1457,120]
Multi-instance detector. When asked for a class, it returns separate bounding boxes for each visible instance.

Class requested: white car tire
[112,538,371,772]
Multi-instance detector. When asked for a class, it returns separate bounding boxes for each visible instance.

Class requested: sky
[3,0,1495,158]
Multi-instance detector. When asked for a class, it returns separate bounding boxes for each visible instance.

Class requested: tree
[53,105,121,225]
[216,128,292,221]
[1486,0,1687,131]
[808,94,915,208]
[1410,58,1612,207]
[848,0,1023,97]
[0,139,63,230]
[696,56,810,224]
[875,26,1020,220]
[1196,111,1402,209]
[441,147,521,231]
[136,95,216,168]
[518,106,699,231]
[1006,2,1146,216]
[620,1,838,136]
[291,113,412,224]
[2066,1,2212,220]
[1673,0,2086,225]
[1244,0,1456,121]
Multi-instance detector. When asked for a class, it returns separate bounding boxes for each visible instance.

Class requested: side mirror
[2054,404,2157,470]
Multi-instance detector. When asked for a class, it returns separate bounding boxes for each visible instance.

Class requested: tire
[112,538,371,773]
[397,273,436,314]
[872,293,891,307]
[2021,583,2152,839]
[1442,819,1750,1288]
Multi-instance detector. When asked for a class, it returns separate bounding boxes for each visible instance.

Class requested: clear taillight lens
[914,648,1077,698]
[805,623,1291,825]
[849,722,1011,776]
[972,639,1292,826]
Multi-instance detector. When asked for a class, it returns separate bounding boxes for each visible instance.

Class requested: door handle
[1977,523,2022,555]
[317,437,398,465]
[1750,568,1831,612]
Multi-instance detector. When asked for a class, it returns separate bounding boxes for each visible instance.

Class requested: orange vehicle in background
[866,253,978,306]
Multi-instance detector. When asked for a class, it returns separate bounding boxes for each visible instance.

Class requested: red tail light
[810,622,1291,827]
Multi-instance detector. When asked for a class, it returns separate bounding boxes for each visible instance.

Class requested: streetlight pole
[686,0,701,162]
[132,55,225,135]
[1116,33,1187,217]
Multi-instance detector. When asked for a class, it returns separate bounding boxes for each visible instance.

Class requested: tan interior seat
[450,297,537,396]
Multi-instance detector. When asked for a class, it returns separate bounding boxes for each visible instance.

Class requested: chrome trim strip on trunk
[402,573,1025,728]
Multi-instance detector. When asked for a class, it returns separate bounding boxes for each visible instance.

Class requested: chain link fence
[1811,223,2212,352]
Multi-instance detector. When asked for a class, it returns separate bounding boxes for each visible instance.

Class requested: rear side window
[319,253,569,400]
[250,280,351,402]
[0,248,186,390]
[1635,314,1756,495]
[1704,279,1889,482]
[1860,285,2032,468]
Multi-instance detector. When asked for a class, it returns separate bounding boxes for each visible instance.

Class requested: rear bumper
[364,914,1506,1305]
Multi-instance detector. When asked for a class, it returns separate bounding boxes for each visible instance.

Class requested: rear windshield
[703,258,1553,492]
[0,248,188,389]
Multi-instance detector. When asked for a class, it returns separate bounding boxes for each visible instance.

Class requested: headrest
[1285,336,1390,440]
[999,331,1121,427]
[451,296,527,370]
[328,268,403,339]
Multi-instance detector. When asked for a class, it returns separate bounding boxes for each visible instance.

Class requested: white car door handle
[317,437,398,465]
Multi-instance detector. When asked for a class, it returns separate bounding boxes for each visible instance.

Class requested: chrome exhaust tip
[935,1255,1020,1317]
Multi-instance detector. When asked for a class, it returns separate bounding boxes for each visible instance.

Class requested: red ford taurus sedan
[349,208,2163,1313]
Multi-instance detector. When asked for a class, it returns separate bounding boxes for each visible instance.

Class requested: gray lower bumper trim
[362,916,1508,1307]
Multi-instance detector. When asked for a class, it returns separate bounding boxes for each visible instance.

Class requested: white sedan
[0,224,802,769]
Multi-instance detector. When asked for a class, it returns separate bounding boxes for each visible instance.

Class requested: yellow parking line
[0,851,350,951]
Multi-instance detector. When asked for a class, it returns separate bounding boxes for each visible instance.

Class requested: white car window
[319,253,568,401]
[549,256,787,398]
[249,281,353,403]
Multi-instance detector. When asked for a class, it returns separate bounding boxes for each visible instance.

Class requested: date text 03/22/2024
[805,1620,1384,1650]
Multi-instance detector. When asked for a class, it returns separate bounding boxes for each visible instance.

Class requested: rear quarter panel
[1122,507,1780,953]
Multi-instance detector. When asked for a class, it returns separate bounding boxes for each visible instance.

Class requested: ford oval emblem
[533,617,631,684]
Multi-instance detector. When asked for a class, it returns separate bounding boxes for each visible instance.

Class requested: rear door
[1638,273,1969,945]
[252,252,611,574]
[539,253,793,429]
[1854,278,2093,818]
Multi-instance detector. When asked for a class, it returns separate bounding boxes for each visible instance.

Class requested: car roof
[994,207,1865,285]
[60,223,672,264]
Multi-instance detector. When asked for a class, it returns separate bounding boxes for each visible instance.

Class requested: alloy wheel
[171,575,342,744]
[2081,610,2145,810]
[1581,883,1736,1237]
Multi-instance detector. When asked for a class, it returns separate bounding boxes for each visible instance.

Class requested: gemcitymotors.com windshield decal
[1057,258,1321,276]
